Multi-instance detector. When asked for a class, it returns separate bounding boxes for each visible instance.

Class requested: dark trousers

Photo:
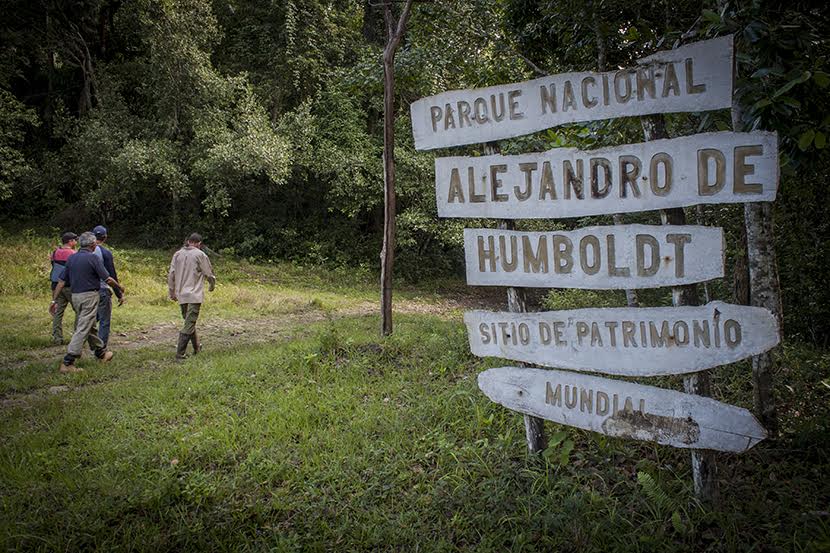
[51,284,75,343]
[96,288,113,348]
[180,303,201,335]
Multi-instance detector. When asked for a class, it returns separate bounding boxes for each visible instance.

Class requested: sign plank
[464,224,724,289]
[478,367,767,452]
[436,131,778,219]
[465,302,779,376]
[411,36,733,150]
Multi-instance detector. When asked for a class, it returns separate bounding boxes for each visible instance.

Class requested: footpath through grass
[0,232,828,552]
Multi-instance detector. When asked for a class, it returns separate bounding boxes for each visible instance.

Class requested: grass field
[0,231,828,552]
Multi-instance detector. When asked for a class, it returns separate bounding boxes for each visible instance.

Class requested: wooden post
[720,0,780,437]
[484,141,547,454]
[731,92,781,437]
[379,0,414,336]
[595,14,639,308]
[642,114,719,504]
[693,206,712,303]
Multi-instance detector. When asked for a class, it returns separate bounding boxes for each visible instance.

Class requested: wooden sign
[464,224,724,289]
[435,131,778,219]
[464,302,779,376]
[411,36,733,150]
[478,367,767,452]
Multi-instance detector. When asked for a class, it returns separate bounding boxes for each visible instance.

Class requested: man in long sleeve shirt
[92,225,124,348]
[51,232,125,373]
[168,233,216,360]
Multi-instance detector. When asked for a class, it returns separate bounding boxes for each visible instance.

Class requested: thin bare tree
[379,0,414,336]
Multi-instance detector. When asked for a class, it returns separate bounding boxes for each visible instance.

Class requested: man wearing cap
[168,233,216,360]
[91,225,124,348]
[50,232,125,373]
[49,232,78,344]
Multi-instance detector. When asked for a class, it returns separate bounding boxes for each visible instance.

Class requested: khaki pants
[180,303,201,335]
[66,291,105,360]
[51,285,75,343]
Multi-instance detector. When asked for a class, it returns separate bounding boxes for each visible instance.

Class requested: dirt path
[6,294,499,368]
[1,293,503,408]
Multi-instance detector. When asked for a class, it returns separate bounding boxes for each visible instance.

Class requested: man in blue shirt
[50,232,125,373]
[91,225,125,348]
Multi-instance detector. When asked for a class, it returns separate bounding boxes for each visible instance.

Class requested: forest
[2,0,828,339]
[1,0,829,551]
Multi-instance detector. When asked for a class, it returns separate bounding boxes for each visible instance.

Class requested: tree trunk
[732,75,781,437]
[380,46,396,336]
[500,216,547,455]
[379,0,413,337]
[743,202,780,435]
[613,214,640,307]
[694,205,712,303]
[484,141,547,454]
[642,114,719,505]
[733,222,750,306]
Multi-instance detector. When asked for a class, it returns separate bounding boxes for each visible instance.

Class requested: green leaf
[671,511,688,534]
[558,440,574,465]
[815,132,826,150]
[750,98,772,112]
[779,96,801,109]
[813,71,830,88]
[548,430,568,447]
[637,471,676,513]
[798,129,815,151]
[773,71,812,98]
[751,67,782,79]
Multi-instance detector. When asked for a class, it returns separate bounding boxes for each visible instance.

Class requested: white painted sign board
[465,302,779,376]
[478,367,767,452]
[464,224,724,289]
[435,131,778,219]
[411,36,734,150]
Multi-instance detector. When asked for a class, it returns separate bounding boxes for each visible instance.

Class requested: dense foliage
[1,0,828,340]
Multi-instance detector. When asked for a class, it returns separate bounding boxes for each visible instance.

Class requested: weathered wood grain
[465,302,779,376]
[411,36,733,150]
[435,131,778,219]
[464,224,724,289]
[478,367,767,453]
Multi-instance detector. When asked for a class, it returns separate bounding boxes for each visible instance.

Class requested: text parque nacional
[411,35,734,150]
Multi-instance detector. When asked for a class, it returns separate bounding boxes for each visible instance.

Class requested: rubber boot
[176,333,190,361]
[190,330,200,355]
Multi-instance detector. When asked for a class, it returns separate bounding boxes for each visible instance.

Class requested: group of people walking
[49,229,215,372]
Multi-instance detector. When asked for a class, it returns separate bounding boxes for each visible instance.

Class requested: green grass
[0,232,828,552]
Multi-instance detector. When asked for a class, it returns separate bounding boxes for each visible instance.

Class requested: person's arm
[91,254,115,288]
[199,252,216,291]
[103,249,124,301]
[49,279,65,315]
[105,276,123,293]
[168,254,177,301]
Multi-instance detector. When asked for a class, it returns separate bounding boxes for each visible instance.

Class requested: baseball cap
[61,232,78,244]
[92,225,108,239]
